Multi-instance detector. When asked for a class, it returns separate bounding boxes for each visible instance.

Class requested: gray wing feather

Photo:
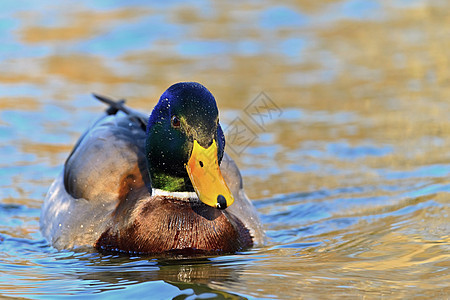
[221,153,266,246]
[64,96,149,202]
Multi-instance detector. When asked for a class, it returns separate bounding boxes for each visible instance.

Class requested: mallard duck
[40,82,265,254]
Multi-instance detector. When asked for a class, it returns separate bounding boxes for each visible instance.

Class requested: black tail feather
[92,93,129,115]
[92,93,147,131]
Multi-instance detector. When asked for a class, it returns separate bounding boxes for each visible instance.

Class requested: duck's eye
[171,115,181,128]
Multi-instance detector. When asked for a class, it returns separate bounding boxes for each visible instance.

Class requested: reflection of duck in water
[41,82,265,254]
[70,253,244,298]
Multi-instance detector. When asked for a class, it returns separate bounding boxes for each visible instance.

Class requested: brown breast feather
[95,196,253,255]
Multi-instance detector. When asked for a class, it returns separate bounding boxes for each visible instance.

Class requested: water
[1,0,449,298]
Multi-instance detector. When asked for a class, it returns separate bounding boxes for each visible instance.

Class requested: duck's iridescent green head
[145,82,233,209]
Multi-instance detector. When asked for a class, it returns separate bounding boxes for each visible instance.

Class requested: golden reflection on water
[20,8,150,43]
[1,0,449,298]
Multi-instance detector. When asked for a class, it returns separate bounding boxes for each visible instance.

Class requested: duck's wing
[41,96,150,249]
[64,95,149,203]
[220,153,266,246]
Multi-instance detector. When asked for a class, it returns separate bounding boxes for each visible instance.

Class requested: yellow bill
[186,139,234,209]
